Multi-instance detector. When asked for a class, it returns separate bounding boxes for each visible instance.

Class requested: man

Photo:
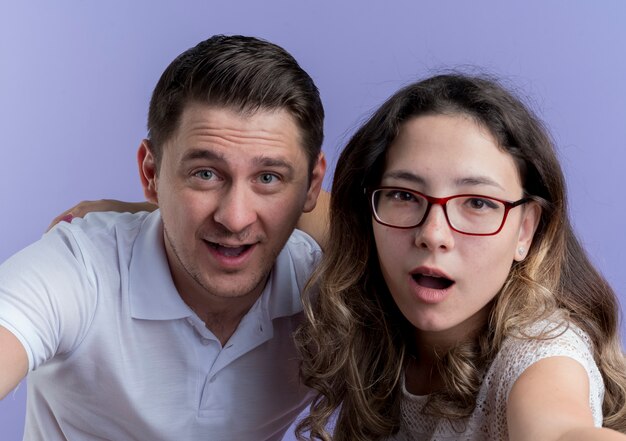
[0,35,326,440]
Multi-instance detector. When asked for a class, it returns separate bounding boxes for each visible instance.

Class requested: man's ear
[514,201,542,262]
[138,139,159,204]
[303,152,327,213]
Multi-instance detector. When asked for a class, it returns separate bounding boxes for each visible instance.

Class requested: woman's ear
[514,202,542,262]
[138,139,159,204]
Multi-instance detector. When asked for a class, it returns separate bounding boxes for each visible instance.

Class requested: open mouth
[411,273,455,290]
[205,241,253,258]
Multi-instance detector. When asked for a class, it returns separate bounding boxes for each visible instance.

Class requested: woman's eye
[469,199,485,209]
[259,173,279,184]
[467,198,497,209]
[388,191,415,202]
[194,170,215,180]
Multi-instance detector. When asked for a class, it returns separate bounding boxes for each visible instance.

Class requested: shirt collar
[128,210,304,322]
[261,244,305,321]
[128,210,193,320]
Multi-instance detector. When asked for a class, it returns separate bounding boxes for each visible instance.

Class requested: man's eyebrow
[253,156,295,171]
[181,149,225,163]
[180,149,296,176]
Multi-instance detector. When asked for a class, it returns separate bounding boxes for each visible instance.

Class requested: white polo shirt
[0,210,321,441]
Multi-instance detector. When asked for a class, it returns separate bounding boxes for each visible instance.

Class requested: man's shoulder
[50,211,153,250]
[286,228,322,256]
[68,211,153,237]
[274,229,322,294]
[283,229,323,273]
[40,210,158,271]
[0,212,160,372]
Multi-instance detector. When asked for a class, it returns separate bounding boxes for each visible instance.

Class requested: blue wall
[1,1,625,439]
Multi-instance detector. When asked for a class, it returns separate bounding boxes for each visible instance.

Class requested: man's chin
[195,272,269,301]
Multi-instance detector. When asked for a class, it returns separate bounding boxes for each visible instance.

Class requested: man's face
[139,104,324,306]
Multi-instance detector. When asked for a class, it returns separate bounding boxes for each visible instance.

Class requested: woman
[294,74,626,440]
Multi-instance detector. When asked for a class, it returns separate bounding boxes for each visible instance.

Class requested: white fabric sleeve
[0,225,98,372]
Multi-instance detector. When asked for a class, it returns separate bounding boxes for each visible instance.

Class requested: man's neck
[161,229,269,346]
[183,289,263,346]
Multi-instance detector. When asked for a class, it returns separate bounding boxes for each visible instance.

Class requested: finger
[70,200,111,218]
[46,212,74,232]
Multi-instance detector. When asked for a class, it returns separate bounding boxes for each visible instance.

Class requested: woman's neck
[404,307,490,395]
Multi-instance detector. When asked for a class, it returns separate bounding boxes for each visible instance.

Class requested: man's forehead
[168,104,296,145]
[162,105,307,165]
[178,103,302,138]
[180,148,296,170]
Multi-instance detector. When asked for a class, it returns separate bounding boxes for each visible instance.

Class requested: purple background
[1,1,625,439]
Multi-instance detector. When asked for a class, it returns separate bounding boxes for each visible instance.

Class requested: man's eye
[194,170,214,180]
[259,173,279,184]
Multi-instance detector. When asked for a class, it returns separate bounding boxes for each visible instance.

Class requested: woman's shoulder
[497,317,595,369]
[481,316,604,425]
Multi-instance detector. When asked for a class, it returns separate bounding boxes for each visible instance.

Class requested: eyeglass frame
[368,186,531,236]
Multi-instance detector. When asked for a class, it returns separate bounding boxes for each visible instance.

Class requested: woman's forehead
[383,114,522,193]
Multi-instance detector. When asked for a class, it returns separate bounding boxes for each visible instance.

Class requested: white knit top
[389,321,605,441]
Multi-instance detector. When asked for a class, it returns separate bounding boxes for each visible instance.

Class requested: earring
[518,247,525,256]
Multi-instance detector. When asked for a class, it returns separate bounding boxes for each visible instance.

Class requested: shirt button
[201,338,210,346]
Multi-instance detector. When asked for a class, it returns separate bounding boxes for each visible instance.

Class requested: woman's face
[372,113,540,345]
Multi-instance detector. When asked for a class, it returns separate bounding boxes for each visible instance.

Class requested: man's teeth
[208,242,249,257]
[219,246,246,257]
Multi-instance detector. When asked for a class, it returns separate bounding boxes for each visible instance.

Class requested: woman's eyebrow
[381,170,425,186]
[455,176,505,191]
[382,170,505,191]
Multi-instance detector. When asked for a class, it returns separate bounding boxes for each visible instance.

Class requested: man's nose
[213,184,257,234]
